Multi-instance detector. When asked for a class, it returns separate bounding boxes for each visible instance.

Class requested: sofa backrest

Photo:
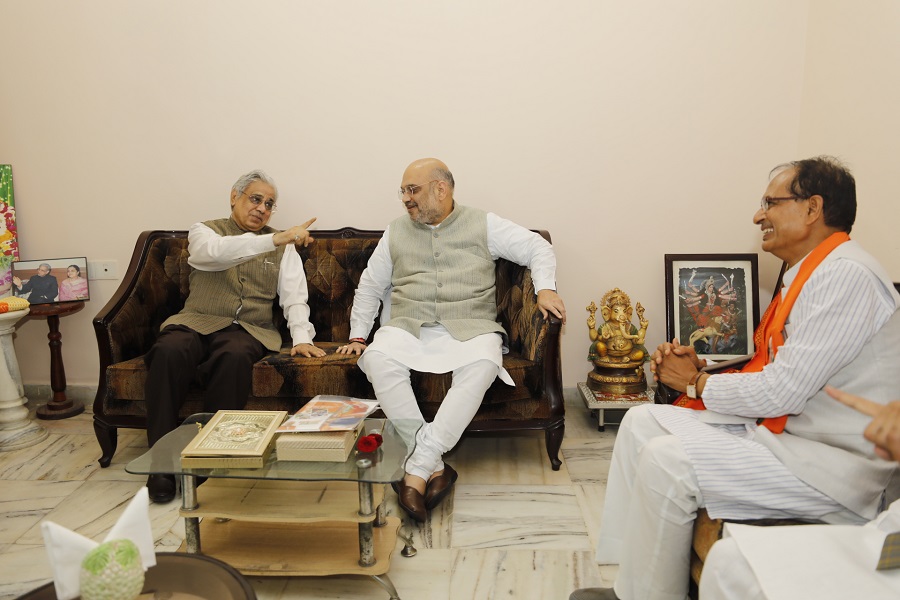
[296,228,383,342]
[99,227,551,362]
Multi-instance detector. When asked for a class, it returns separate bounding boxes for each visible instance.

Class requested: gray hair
[38,263,52,271]
[431,166,455,190]
[232,170,278,199]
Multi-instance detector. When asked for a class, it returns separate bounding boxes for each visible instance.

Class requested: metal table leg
[181,474,201,553]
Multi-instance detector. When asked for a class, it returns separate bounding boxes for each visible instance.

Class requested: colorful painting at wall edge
[0,166,19,298]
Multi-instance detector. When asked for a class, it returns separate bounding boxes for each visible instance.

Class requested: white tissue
[40,487,157,600]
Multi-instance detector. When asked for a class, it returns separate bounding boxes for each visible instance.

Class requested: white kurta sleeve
[186,222,277,271]
[703,259,896,417]
[277,247,316,346]
[485,213,557,292]
[349,228,393,340]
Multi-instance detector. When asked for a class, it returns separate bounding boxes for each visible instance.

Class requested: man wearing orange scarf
[572,157,900,600]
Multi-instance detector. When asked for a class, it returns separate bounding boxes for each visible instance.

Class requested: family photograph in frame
[664,253,759,361]
[11,257,90,305]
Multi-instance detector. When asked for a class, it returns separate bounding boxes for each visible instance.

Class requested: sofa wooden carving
[92,228,565,470]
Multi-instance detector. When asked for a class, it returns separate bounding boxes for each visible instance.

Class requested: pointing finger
[826,385,883,417]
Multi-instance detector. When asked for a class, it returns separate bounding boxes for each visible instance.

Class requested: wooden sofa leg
[93,418,118,468]
[545,423,564,471]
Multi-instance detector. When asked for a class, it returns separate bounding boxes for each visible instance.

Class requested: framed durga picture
[664,254,760,361]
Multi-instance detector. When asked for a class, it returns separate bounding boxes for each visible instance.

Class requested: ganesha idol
[586,288,649,394]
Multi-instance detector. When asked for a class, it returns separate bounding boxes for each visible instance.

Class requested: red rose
[370,433,383,447]
[357,435,379,453]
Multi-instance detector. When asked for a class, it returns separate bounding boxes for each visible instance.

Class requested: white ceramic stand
[0,309,48,451]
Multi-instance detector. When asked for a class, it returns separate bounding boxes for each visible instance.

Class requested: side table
[577,381,653,431]
[0,309,48,451]
[27,301,85,420]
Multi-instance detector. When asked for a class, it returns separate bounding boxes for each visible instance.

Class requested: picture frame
[11,257,90,305]
[664,253,760,361]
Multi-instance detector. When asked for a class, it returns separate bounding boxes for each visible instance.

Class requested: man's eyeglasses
[397,180,440,201]
[760,196,806,212]
[242,191,277,212]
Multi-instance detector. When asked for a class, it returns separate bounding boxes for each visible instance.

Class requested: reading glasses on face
[760,195,807,212]
[397,179,440,201]
[241,191,277,212]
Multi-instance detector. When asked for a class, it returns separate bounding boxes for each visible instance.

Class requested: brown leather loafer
[424,464,458,510]
[394,480,427,522]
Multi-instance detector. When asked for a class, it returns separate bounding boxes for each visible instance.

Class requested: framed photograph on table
[11,257,90,305]
[664,253,759,361]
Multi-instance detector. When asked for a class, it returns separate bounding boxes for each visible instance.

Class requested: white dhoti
[357,325,512,480]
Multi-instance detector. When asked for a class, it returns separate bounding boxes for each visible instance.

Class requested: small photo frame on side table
[664,253,759,361]
[12,257,90,305]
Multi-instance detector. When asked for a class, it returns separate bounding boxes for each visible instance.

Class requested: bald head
[399,158,455,225]
[405,158,455,191]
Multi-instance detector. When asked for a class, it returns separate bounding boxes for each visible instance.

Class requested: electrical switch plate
[88,260,119,280]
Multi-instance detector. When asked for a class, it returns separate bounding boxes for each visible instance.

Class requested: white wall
[799,0,900,276]
[0,1,895,392]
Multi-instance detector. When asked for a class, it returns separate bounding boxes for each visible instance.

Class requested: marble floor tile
[452,484,592,550]
[561,437,615,485]
[17,480,175,545]
[575,484,607,553]
[0,432,102,482]
[449,434,572,485]
[87,444,151,483]
[0,480,84,544]
[450,548,603,600]
[28,411,95,435]
[0,544,53,599]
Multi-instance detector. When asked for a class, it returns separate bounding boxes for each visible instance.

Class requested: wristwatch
[686,371,704,399]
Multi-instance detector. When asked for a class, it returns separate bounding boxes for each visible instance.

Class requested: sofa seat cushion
[104,342,549,422]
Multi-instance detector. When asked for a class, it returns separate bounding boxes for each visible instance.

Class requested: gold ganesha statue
[586,287,649,394]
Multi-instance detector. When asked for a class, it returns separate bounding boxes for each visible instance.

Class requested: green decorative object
[79,539,145,600]
[0,165,18,298]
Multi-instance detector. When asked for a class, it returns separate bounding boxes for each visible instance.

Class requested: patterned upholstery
[92,228,564,469]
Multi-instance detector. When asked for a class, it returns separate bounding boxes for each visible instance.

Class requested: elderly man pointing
[145,169,324,503]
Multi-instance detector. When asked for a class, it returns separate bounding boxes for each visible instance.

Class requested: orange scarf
[674,231,850,433]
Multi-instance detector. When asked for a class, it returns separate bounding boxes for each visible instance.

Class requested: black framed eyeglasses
[760,196,806,212]
[241,191,277,212]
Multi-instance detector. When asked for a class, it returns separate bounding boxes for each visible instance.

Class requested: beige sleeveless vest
[386,204,504,341]
[161,217,286,351]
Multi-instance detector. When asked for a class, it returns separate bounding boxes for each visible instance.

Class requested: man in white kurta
[337,158,566,521]
[571,157,900,600]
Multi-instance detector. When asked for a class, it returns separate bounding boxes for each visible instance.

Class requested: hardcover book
[180,410,287,469]
[277,396,379,433]
[275,425,363,462]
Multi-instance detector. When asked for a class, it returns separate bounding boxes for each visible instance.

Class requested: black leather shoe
[147,474,176,504]
[424,464,458,510]
[393,480,427,522]
[569,588,620,600]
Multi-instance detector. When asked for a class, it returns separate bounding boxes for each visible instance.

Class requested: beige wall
[0,1,895,392]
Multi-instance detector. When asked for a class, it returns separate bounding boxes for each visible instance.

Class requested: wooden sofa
[92,228,564,470]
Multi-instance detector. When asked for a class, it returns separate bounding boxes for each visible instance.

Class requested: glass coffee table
[127,415,419,600]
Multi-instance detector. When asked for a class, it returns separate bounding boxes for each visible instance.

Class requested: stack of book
[275,396,379,462]
[180,410,287,469]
